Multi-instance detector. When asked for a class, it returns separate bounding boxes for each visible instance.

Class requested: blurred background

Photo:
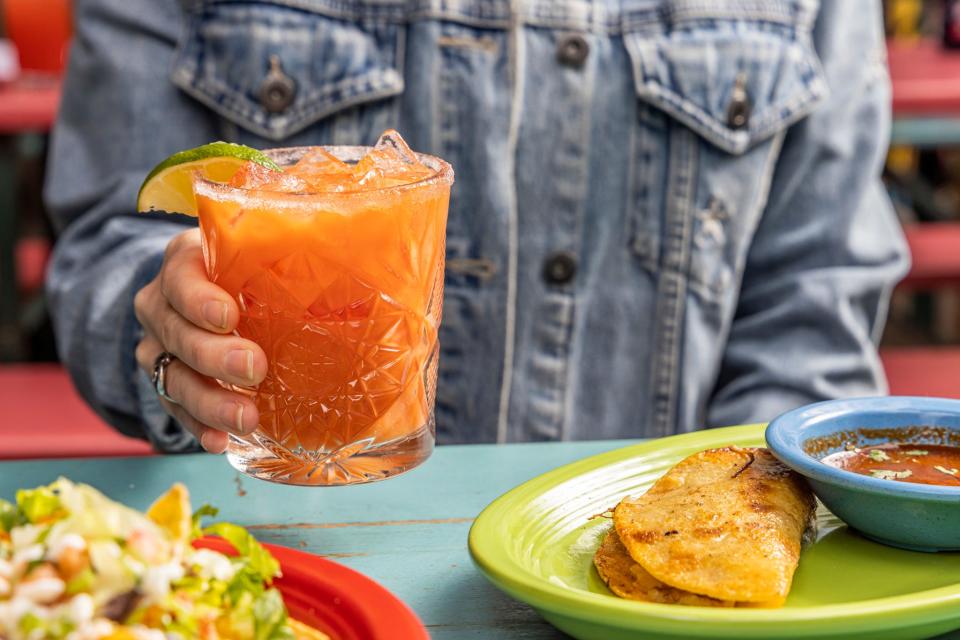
[1,0,960,458]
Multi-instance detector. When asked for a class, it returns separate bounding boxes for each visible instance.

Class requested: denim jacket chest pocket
[622,4,827,309]
[171,0,405,147]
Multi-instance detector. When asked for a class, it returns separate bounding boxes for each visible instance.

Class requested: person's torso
[170,0,828,442]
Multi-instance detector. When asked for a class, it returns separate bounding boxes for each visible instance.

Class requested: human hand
[134,229,267,452]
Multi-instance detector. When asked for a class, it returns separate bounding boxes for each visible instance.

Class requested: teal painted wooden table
[0,440,630,639]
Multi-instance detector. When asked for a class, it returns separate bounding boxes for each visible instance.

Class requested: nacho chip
[289,618,331,640]
[146,482,192,543]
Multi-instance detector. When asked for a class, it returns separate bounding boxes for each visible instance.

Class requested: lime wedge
[137,142,280,216]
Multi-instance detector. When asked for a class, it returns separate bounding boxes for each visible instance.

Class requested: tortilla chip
[289,618,331,640]
[145,483,192,543]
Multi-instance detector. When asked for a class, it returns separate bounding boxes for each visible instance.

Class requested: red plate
[196,538,428,640]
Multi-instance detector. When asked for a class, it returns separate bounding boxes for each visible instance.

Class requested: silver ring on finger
[151,351,178,404]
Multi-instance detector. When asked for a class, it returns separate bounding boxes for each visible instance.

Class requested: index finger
[160,233,239,334]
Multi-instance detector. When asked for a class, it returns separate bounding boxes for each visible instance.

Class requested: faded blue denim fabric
[45,0,907,451]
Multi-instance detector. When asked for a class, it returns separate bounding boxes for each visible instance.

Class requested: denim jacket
[45,0,907,451]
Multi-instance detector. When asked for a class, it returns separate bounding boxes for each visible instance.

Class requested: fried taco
[595,447,815,607]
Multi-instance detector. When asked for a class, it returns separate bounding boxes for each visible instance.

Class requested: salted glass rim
[192,144,454,201]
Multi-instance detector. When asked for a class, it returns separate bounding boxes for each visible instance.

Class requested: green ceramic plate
[468,425,960,640]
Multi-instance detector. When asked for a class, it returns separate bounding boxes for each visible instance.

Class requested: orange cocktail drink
[193,132,452,485]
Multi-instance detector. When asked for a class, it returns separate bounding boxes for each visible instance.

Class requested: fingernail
[203,301,228,329]
[235,404,246,434]
[219,402,248,434]
[225,349,254,382]
[199,429,221,454]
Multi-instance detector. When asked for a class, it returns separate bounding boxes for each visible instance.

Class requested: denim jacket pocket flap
[624,21,828,155]
[171,2,404,141]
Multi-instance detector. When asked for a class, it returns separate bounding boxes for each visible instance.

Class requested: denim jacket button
[259,55,297,114]
[556,34,589,67]
[726,72,751,130]
[543,251,577,285]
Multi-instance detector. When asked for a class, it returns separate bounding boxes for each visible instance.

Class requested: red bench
[895,223,960,290]
[888,39,960,117]
[879,224,960,400]
[881,347,960,398]
[0,363,154,459]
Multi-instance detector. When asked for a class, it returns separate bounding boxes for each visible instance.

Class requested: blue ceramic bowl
[766,396,960,552]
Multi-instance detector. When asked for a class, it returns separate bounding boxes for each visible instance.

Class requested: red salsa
[822,444,960,486]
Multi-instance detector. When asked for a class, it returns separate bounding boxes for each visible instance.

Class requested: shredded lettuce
[16,486,63,524]
[191,503,219,539]
[201,522,295,638]
[162,597,201,638]
[253,588,295,640]
[18,613,42,634]
[64,568,96,595]
[203,522,280,582]
[88,539,138,598]
[0,498,14,532]
[15,613,76,639]
[222,591,256,638]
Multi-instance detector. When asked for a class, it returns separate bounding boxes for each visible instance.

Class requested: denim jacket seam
[295,71,406,119]
[187,0,410,22]
[171,67,404,140]
[651,127,697,435]
[638,82,752,154]
[625,107,659,272]
[726,129,788,292]
[192,0,511,29]
[734,129,787,279]
[180,1,819,38]
[623,13,808,34]
[408,8,510,30]
[558,59,595,442]
[413,1,621,32]
[436,24,467,151]
[394,21,408,124]
[185,0,816,31]
[688,127,787,310]
[624,0,817,28]
[508,14,618,33]
[496,5,524,443]
[748,78,828,139]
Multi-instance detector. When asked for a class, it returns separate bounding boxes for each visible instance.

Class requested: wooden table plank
[0,440,629,638]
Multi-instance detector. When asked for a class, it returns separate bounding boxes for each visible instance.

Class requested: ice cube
[289,147,352,177]
[372,129,421,165]
[228,161,307,193]
[286,147,357,192]
[354,129,433,188]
